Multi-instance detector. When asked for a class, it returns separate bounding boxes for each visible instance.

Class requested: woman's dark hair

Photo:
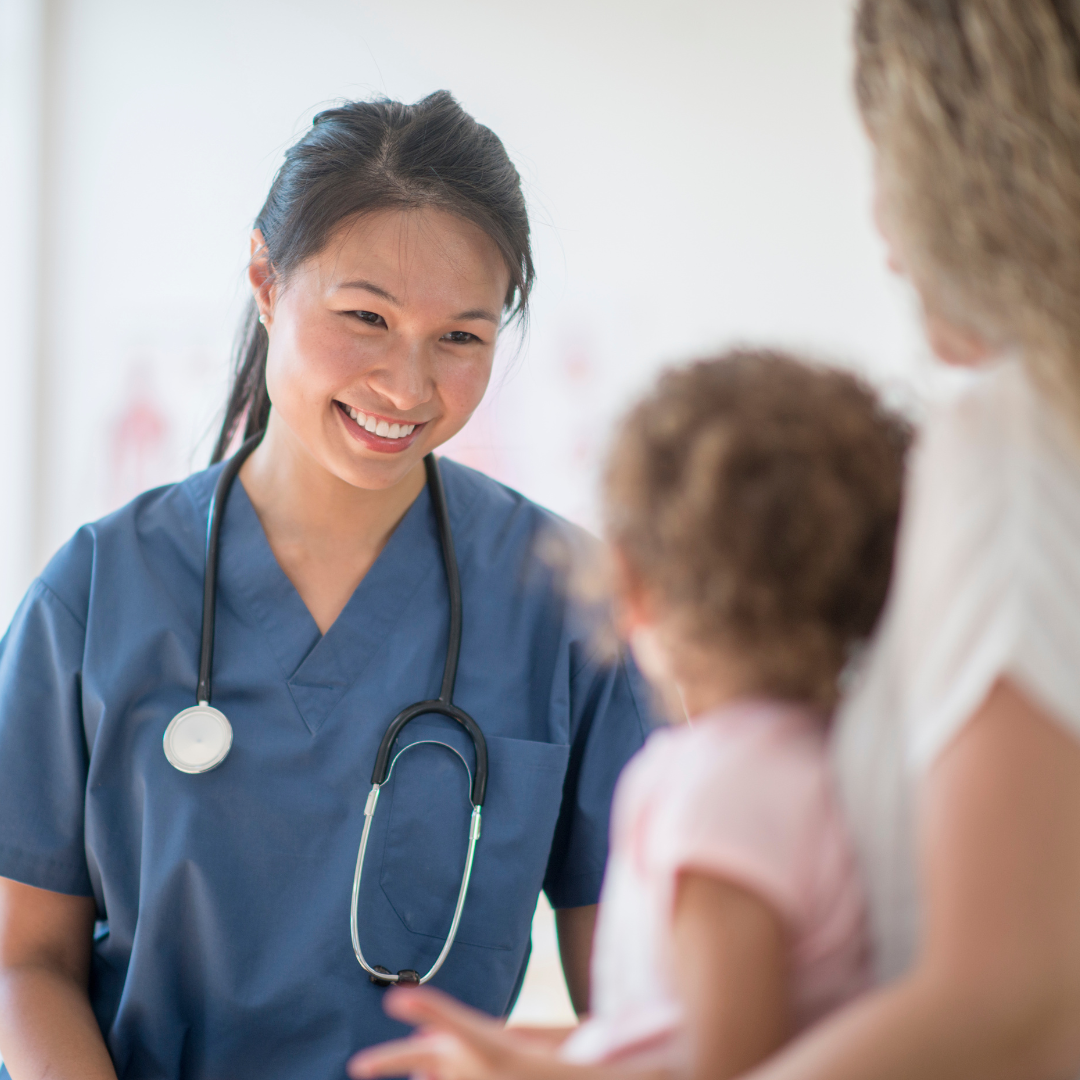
[211,91,534,463]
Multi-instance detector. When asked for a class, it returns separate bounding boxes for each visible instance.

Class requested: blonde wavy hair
[855,0,1080,418]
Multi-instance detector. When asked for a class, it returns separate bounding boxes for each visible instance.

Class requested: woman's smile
[253,205,511,494]
[334,400,427,454]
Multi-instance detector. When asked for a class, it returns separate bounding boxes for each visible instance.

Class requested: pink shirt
[561,701,870,1065]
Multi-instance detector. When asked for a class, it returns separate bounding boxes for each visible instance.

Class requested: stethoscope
[162,433,488,987]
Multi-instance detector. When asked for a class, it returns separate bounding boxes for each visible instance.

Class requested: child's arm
[348,871,789,1080]
[673,869,789,1080]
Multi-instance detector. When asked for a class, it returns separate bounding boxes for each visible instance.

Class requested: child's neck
[680,682,746,720]
[675,654,753,721]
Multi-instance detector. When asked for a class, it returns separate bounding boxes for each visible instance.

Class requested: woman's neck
[237,417,428,634]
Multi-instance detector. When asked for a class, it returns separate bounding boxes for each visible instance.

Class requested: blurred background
[1,0,945,1024]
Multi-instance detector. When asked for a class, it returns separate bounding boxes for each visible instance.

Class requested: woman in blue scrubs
[0,92,649,1080]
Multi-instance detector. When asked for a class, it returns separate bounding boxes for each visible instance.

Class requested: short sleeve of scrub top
[0,458,653,1080]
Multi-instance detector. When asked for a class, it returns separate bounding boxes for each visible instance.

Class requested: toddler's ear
[609,546,686,722]
[627,625,671,684]
[610,547,651,631]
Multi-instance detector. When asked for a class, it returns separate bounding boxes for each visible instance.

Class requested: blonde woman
[757,1,1080,1075]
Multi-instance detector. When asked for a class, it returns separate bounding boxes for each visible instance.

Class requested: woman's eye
[353,310,386,327]
[443,331,479,344]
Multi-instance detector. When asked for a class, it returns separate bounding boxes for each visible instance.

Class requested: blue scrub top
[0,458,651,1079]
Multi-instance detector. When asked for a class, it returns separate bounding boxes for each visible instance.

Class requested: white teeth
[344,405,417,438]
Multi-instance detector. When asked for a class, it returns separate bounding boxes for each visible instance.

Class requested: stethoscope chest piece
[164,704,233,774]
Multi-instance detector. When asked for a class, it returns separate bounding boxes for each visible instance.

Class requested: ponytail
[211,299,271,463]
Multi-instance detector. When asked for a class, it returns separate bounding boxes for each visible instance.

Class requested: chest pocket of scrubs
[379,728,570,952]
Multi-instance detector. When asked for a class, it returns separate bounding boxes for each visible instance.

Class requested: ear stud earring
[258,314,267,326]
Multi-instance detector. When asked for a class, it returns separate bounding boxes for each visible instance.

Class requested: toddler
[351,349,910,1080]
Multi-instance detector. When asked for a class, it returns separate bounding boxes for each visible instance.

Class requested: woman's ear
[873,156,996,368]
[921,303,995,368]
[248,229,275,325]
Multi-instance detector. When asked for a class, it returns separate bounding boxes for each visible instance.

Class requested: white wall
[4,0,940,628]
[0,0,45,624]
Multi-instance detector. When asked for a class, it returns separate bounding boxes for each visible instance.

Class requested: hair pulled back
[854,0,1080,419]
[212,91,534,462]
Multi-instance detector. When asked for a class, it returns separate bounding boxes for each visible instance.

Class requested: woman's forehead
[304,207,510,309]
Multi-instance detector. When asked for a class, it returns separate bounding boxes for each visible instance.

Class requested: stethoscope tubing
[351,738,483,985]
[198,433,263,706]
[189,437,487,988]
[370,699,487,806]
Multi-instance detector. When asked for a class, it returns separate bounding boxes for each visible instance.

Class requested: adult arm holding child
[744,679,1080,1080]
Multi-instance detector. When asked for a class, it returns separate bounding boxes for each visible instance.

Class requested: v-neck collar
[217,478,442,735]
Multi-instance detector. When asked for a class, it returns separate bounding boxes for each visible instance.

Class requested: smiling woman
[241,204,514,632]
[0,93,651,1080]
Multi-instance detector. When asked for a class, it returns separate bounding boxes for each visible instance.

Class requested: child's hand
[348,986,559,1080]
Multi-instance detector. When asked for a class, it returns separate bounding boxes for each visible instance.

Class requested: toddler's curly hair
[603,350,911,709]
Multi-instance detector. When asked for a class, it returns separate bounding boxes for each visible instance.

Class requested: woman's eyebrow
[453,308,500,324]
[335,279,399,303]
[335,281,499,325]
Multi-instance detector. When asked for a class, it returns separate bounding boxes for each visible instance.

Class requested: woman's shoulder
[36,468,219,626]
[916,358,1080,501]
[437,457,599,580]
[438,456,591,539]
[854,357,1080,766]
[904,358,1080,597]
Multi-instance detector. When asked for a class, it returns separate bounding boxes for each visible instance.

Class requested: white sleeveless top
[833,357,1080,983]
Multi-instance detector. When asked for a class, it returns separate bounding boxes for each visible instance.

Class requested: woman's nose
[365,339,431,412]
